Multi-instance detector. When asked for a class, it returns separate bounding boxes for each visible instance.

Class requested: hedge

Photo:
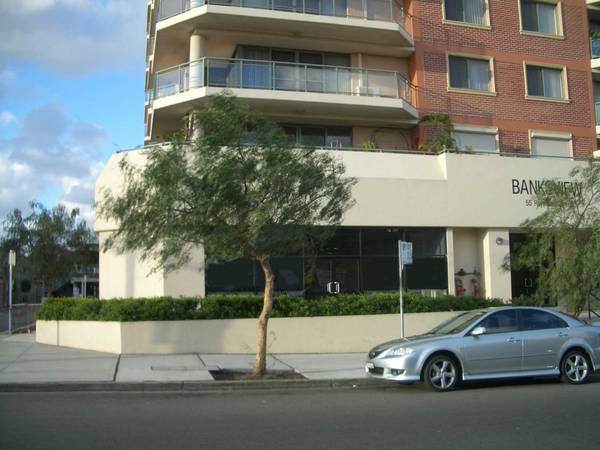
[37,293,508,322]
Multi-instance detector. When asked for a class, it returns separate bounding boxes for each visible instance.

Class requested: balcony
[158,0,411,29]
[148,57,417,140]
[152,0,414,71]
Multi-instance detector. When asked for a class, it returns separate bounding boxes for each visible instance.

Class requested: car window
[429,311,488,335]
[478,310,518,334]
[521,309,567,330]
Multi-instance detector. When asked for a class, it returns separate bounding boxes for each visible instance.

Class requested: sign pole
[398,241,413,339]
[8,250,15,336]
[398,241,404,338]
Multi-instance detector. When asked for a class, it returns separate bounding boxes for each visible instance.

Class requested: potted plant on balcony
[417,114,458,153]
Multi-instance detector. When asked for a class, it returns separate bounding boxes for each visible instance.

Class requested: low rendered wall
[37,312,454,354]
[36,320,122,353]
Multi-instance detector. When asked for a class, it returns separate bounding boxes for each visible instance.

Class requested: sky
[0,0,148,225]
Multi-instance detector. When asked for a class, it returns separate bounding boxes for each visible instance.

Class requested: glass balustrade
[592,38,600,59]
[153,58,415,105]
[156,0,412,34]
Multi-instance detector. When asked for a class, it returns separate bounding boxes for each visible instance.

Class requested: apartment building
[95,0,597,300]
[589,0,600,140]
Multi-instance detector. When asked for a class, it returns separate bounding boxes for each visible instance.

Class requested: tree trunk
[254,255,274,377]
[46,277,54,299]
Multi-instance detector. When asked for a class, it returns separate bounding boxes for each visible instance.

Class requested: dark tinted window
[479,310,518,334]
[521,309,567,330]
[318,228,360,256]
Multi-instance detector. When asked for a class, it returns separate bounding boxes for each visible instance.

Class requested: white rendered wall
[481,230,512,300]
[98,233,165,298]
[95,150,583,300]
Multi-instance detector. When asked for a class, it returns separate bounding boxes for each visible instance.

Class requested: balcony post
[189,29,205,89]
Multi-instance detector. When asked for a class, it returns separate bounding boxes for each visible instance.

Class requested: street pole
[398,241,404,339]
[8,250,15,336]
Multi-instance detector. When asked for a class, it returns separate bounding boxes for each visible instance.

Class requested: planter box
[36,311,454,354]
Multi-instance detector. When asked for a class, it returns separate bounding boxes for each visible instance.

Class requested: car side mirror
[471,326,486,336]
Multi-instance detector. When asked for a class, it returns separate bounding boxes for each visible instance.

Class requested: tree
[0,209,28,306]
[507,158,600,317]
[97,93,356,376]
[417,114,457,153]
[0,202,96,299]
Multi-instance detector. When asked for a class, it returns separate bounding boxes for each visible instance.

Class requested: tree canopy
[97,93,356,375]
[1,202,96,298]
[507,158,600,317]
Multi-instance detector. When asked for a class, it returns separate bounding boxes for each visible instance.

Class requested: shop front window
[206,227,449,295]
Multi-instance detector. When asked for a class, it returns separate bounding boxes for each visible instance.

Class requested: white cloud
[0,111,17,126]
[0,101,107,224]
[0,0,147,75]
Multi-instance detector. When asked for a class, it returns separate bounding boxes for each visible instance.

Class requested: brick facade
[407,0,596,157]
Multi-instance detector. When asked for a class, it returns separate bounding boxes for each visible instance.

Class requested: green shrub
[38,297,199,322]
[37,293,506,321]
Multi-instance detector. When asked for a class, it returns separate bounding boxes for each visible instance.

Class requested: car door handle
[558,332,569,338]
[506,337,521,343]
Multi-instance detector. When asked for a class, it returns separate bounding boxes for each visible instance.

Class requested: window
[520,0,561,36]
[281,124,352,148]
[521,309,567,330]
[479,310,519,334]
[206,227,449,294]
[525,64,566,100]
[530,131,572,157]
[444,0,489,26]
[448,55,493,93]
[453,127,498,153]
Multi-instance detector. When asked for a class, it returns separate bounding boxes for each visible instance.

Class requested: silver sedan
[365,307,600,391]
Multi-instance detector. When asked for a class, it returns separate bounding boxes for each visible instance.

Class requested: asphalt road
[1,379,599,450]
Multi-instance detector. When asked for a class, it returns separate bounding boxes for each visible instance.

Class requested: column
[480,229,512,301]
[189,30,205,90]
[445,228,456,296]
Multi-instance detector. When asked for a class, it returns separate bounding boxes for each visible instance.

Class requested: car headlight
[385,347,414,357]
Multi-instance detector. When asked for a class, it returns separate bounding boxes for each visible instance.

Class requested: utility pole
[8,250,16,335]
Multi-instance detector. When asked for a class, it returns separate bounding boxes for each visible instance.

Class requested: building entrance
[509,233,539,299]
[306,258,360,295]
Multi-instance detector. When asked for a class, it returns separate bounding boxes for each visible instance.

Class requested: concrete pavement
[0,333,367,386]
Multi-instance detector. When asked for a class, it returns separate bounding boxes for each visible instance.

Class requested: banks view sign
[511,178,582,206]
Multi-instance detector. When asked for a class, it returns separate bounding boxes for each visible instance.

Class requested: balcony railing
[147,35,155,61]
[596,102,600,125]
[591,38,600,59]
[153,57,415,106]
[157,0,412,34]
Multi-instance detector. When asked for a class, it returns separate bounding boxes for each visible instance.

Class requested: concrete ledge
[36,312,454,355]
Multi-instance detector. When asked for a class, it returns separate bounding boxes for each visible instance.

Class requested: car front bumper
[365,354,422,383]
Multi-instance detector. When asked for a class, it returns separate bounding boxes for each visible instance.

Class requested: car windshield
[428,310,488,335]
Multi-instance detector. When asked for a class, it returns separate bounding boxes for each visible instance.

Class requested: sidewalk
[0,333,368,389]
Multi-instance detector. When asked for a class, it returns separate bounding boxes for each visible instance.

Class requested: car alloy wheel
[424,355,458,392]
[561,350,590,384]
